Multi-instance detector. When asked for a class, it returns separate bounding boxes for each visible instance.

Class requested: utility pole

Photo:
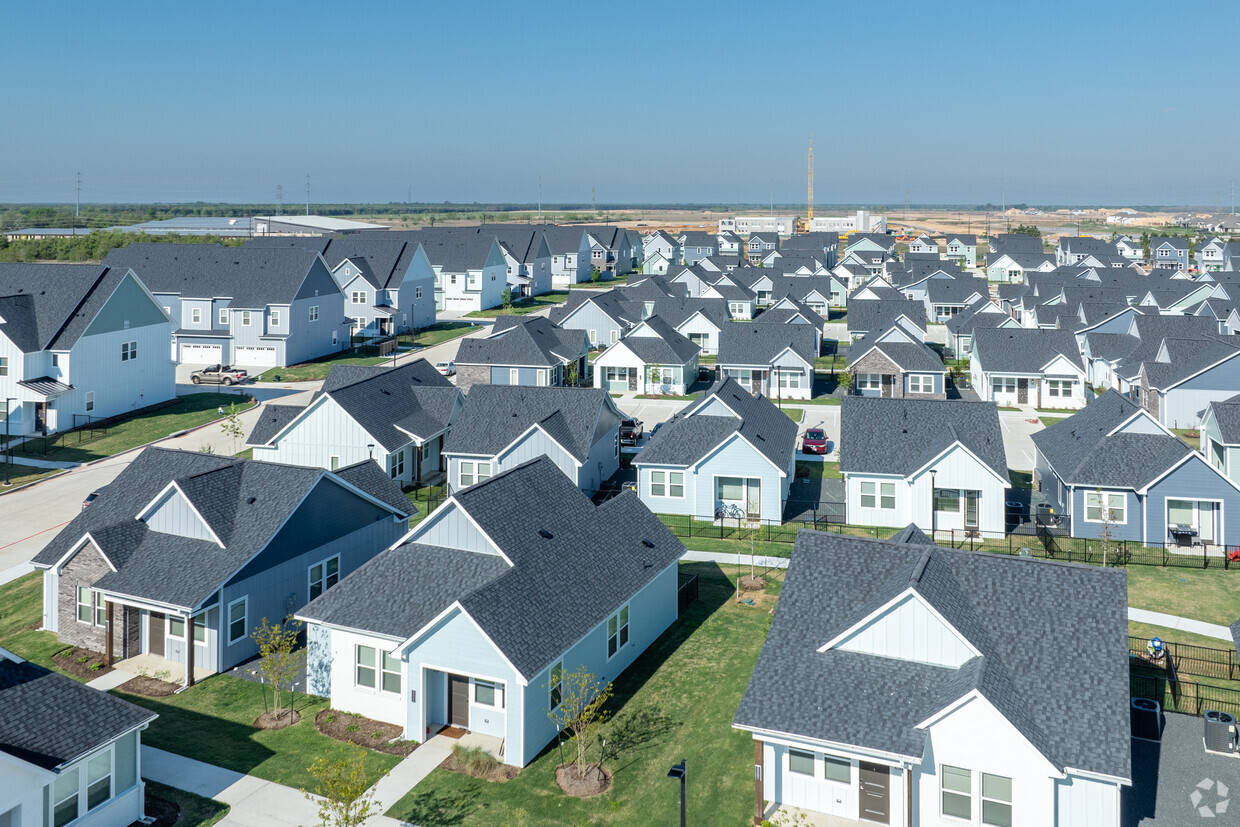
[807,133,814,221]
[770,178,774,216]
[1001,177,1006,231]
[904,188,910,223]
[305,174,310,216]
[276,184,283,215]
[591,186,596,214]
[1232,179,1235,216]
[74,171,81,235]
[538,176,542,222]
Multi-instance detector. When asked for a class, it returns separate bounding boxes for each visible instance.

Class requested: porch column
[185,612,195,688]
[753,739,764,826]
[104,601,114,668]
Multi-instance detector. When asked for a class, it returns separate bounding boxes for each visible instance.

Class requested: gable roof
[1205,393,1240,444]
[619,315,700,365]
[846,299,927,335]
[972,328,1082,374]
[455,316,585,368]
[716,322,817,367]
[839,397,1007,479]
[444,385,620,463]
[0,652,157,770]
[0,263,153,353]
[734,532,1131,782]
[298,457,684,679]
[847,326,945,373]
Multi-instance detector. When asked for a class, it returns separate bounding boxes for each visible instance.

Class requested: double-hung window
[1085,491,1125,523]
[308,305,319,322]
[1046,379,1073,398]
[53,767,81,827]
[381,651,401,694]
[86,751,112,810]
[227,597,247,644]
[85,391,94,412]
[309,556,340,601]
[778,369,801,390]
[356,645,377,688]
[824,755,851,784]
[191,308,202,324]
[351,291,366,305]
[908,374,934,394]
[941,765,972,820]
[390,450,405,479]
[650,470,684,498]
[219,308,228,325]
[241,311,251,327]
[856,373,881,390]
[120,341,138,361]
[606,605,629,658]
[860,481,896,510]
[270,309,281,327]
[788,749,814,776]
[0,356,7,376]
[981,773,1013,826]
[168,616,185,639]
[415,286,423,298]
[934,488,961,513]
[76,586,93,624]
[459,460,492,488]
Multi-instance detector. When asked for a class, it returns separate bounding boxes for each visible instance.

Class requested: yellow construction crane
[796,134,814,234]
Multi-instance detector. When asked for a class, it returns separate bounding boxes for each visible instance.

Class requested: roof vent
[538,529,553,539]
[247,496,257,505]
[642,539,654,548]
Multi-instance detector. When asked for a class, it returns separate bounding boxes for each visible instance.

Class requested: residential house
[1081,314,1218,395]
[781,232,839,267]
[1034,390,1240,546]
[944,233,978,267]
[247,359,462,486]
[840,397,1008,533]
[747,232,780,260]
[716,323,817,401]
[944,301,1021,358]
[1200,393,1240,484]
[593,315,699,395]
[988,232,1045,257]
[642,230,681,275]
[0,647,158,827]
[907,235,938,255]
[734,530,1131,827]
[1115,237,1143,261]
[453,315,589,393]
[1055,236,1118,266]
[315,235,436,337]
[923,278,988,322]
[758,297,828,345]
[642,297,731,356]
[1137,335,1240,428]
[846,298,927,342]
[549,289,636,349]
[475,225,555,297]
[971,328,1087,409]
[1196,237,1227,272]
[442,385,622,495]
[407,230,508,312]
[634,378,796,522]
[847,324,947,399]
[984,251,1056,283]
[103,243,348,368]
[533,225,592,288]
[0,263,174,437]
[297,457,683,767]
[717,230,743,256]
[679,231,717,265]
[1150,236,1191,271]
[31,448,410,685]
[583,226,635,277]
[843,233,896,258]
[701,278,757,320]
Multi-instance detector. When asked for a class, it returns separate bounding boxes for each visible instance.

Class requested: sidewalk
[1127,607,1232,641]
[367,734,456,812]
[1,454,79,469]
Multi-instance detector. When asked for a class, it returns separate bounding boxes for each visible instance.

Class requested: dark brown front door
[447,674,469,728]
[859,762,890,824]
[149,612,165,657]
[881,374,893,398]
[1017,378,1028,404]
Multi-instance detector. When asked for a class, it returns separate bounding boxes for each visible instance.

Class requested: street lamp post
[929,469,938,541]
[667,759,686,827]
[3,397,15,486]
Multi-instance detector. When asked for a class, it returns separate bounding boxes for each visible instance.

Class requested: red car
[802,428,828,454]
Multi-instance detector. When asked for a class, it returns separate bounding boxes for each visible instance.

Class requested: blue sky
[2,0,1237,206]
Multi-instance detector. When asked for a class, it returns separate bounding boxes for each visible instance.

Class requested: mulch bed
[254,709,301,730]
[314,709,419,756]
[555,763,611,797]
[141,790,181,827]
[52,647,114,679]
[738,575,767,591]
[116,675,180,697]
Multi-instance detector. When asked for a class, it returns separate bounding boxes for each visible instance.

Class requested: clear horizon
[2,0,1237,208]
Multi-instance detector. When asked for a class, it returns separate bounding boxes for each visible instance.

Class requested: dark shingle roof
[245,404,302,447]
[847,299,927,335]
[716,322,816,367]
[734,532,1131,781]
[972,328,1082,374]
[839,397,1007,479]
[0,654,157,770]
[0,263,144,353]
[847,328,945,372]
[1206,394,1240,444]
[455,316,585,368]
[306,360,457,450]
[333,459,416,516]
[618,315,700,365]
[444,385,620,463]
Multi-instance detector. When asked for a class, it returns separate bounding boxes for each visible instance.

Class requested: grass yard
[796,460,840,480]
[1172,428,1200,447]
[1037,417,1066,429]
[636,392,702,401]
[114,674,401,791]
[144,781,230,827]
[1008,470,1033,489]
[256,353,388,383]
[465,291,570,318]
[697,354,716,365]
[0,572,80,679]
[0,462,65,488]
[387,562,781,826]
[405,484,446,526]
[1125,566,1240,627]
[409,321,479,348]
[12,394,254,465]
[1128,620,1234,650]
[783,407,804,422]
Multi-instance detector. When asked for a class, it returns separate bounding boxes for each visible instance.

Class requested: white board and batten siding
[255,397,395,474]
[762,739,906,825]
[834,592,975,668]
[494,429,581,490]
[414,502,501,555]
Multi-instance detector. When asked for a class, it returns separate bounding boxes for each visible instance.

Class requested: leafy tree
[566,359,580,387]
[590,267,601,283]
[220,401,245,455]
[547,666,613,778]
[1010,224,1041,237]
[305,750,385,827]
[250,616,306,722]
[501,287,513,309]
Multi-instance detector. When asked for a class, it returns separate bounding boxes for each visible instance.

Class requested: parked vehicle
[190,364,248,385]
[619,418,644,445]
[802,428,828,454]
[436,360,456,376]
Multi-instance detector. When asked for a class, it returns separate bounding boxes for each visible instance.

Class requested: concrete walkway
[86,667,136,691]
[140,746,405,827]
[1,454,79,469]
[367,734,456,812]
[1127,607,1233,641]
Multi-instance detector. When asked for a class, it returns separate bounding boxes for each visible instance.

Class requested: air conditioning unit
[1204,710,1237,753]
[1131,698,1162,742]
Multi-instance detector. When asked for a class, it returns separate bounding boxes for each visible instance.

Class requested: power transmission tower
[538,176,543,221]
[305,174,310,216]
[75,171,81,218]
[1001,177,1007,231]
[904,188,910,223]
[276,184,283,215]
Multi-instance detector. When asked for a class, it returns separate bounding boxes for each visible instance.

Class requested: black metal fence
[1131,669,1240,720]
[11,414,109,456]
[1130,636,1240,683]
[677,573,699,615]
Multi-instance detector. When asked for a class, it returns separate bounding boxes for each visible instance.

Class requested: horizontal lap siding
[637,463,695,516]
[1144,454,1240,546]
[695,436,784,521]
[1070,487,1142,542]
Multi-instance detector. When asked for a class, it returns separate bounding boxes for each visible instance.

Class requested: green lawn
[465,291,570,318]
[12,394,253,464]
[1125,566,1240,627]
[256,323,479,382]
[409,321,479,348]
[1128,620,1235,650]
[657,515,796,558]
[0,572,79,679]
[1037,417,1065,428]
[1008,470,1033,489]
[636,392,702,401]
[783,407,804,422]
[0,462,65,488]
[796,460,840,481]
[799,396,842,406]
[387,563,780,826]
[405,484,446,526]
[145,781,230,827]
[1172,428,1200,447]
[114,675,401,791]
[697,354,716,365]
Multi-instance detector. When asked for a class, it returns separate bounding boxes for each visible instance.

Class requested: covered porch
[97,593,219,688]
[761,804,869,827]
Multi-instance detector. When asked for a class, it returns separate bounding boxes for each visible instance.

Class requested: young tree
[566,359,580,387]
[501,287,513,309]
[547,666,613,778]
[220,401,245,455]
[251,616,306,721]
[1095,487,1115,567]
[305,750,384,827]
[590,267,601,283]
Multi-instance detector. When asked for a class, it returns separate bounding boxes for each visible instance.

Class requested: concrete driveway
[999,409,1045,472]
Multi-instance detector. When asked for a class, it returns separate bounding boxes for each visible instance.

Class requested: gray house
[104,243,349,368]
[31,448,410,686]
[848,325,947,399]
[318,235,436,337]
[1150,236,1191,270]
[442,384,622,495]
[679,231,718,265]
[453,315,589,392]
[549,289,638,349]
[247,359,462,485]
[538,225,593,287]
[717,322,817,401]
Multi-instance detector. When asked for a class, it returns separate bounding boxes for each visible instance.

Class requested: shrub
[452,743,499,778]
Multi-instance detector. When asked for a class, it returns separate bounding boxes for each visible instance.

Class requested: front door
[447,674,469,728]
[1017,378,1028,404]
[881,374,893,398]
[149,612,165,657]
[964,490,980,530]
[858,761,891,824]
[628,369,638,391]
[34,402,47,435]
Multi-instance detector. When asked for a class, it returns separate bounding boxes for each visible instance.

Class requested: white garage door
[234,346,278,367]
[180,343,222,363]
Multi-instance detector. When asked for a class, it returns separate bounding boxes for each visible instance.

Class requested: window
[981,773,1012,826]
[856,373,882,390]
[789,749,815,776]
[329,455,340,471]
[908,374,934,394]
[53,767,80,827]
[94,591,106,627]
[860,481,895,509]
[192,308,202,324]
[550,661,563,709]
[459,460,492,488]
[650,470,665,497]
[588,329,598,345]
[85,391,94,412]
[934,488,961,513]
[1085,491,1125,523]
[415,286,423,299]
[509,368,519,384]
[606,605,629,658]
[474,679,501,707]
[356,645,376,688]
[669,471,684,498]
[354,317,366,331]
[1046,379,1074,398]
[168,615,185,639]
[219,308,228,325]
[309,305,319,322]
[86,751,112,810]
[824,755,851,784]
[241,311,251,327]
[0,356,6,376]
[309,556,340,601]
[351,291,367,304]
[390,449,405,479]
[992,377,1016,396]
[270,309,281,327]
[610,329,619,345]
[76,586,93,624]
[381,651,401,694]
[193,613,206,643]
[941,765,972,820]
[227,597,247,644]
[120,341,138,361]
[778,369,801,390]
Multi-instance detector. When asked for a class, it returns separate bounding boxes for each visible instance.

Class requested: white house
[734,530,1131,827]
[970,328,1088,410]
[592,315,700,395]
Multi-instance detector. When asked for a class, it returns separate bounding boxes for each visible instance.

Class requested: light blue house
[297,457,684,766]
[320,235,436,338]
[633,378,797,522]
[1033,390,1240,547]
[1150,237,1190,271]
